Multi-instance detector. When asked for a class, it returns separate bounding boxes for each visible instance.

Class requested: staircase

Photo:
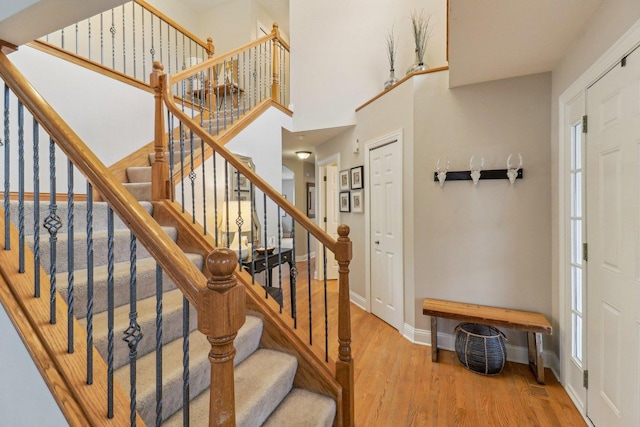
[13,200,336,426]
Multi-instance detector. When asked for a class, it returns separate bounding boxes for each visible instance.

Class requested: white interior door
[324,165,339,280]
[369,140,403,330]
[586,47,640,427]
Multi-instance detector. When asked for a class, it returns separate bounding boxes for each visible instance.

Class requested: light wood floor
[267,260,588,426]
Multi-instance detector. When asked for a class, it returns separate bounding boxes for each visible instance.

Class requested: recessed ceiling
[448,0,604,87]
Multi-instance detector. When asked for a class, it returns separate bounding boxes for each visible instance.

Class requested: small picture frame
[307,183,316,218]
[232,170,251,192]
[339,169,350,191]
[350,190,363,213]
[350,166,363,190]
[339,191,351,212]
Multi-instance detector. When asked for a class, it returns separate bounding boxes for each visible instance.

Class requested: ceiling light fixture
[296,151,311,160]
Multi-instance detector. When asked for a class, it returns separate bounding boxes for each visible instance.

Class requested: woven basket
[454,323,507,376]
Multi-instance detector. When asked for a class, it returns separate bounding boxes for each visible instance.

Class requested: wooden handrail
[0,52,204,307]
[171,24,289,83]
[135,0,211,53]
[160,71,336,253]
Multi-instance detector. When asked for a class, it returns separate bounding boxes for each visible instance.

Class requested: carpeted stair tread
[126,166,152,183]
[115,315,264,425]
[164,348,298,427]
[147,150,199,166]
[262,388,336,427]
[123,182,152,201]
[33,226,179,274]
[57,252,204,319]
[80,288,198,371]
[6,200,153,235]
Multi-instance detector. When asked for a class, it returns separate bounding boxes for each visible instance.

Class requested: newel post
[270,23,280,104]
[198,249,246,427]
[335,225,354,426]
[150,61,169,200]
[206,37,215,59]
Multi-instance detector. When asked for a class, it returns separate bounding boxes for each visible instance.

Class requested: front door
[586,46,640,426]
[369,139,403,329]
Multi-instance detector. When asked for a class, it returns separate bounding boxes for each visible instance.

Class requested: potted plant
[384,26,398,89]
[407,10,432,75]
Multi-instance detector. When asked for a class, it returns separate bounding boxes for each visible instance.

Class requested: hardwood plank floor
[257,258,588,426]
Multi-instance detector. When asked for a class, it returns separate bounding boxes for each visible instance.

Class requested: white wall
[290,0,446,132]
[0,304,67,426]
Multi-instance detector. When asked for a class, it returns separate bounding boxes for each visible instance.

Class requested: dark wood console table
[241,248,294,306]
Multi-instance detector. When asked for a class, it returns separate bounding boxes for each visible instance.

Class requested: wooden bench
[422,298,553,384]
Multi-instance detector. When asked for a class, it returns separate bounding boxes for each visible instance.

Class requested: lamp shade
[220,200,253,232]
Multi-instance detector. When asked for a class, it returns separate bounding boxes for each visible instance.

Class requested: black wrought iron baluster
[323,245,328,362]
[124,232,142,427]
[168,112,175,202]
[45,137,61,325]
[242,50,246,113]
[106,205,115,418]
[33,119,40,297]
[100,13,104,66]
[88,18,91,62]
[61,28,65,50]
[200,136,207,235]
[75,23,78,55]
[159,15,163,65]
[110,9,116,70]
[150,12,155,63]
[249,182,255,284]
[132,4,136,80]
[182,295,190,426]
[307,231,312,345]
[277,205,283,312]
[263,193,269,291]
[67,159,75,353]
[236,174,243,266]
[224,162,230,247]
[86,183,94,384]
[142,8,146,80]
[213,152,218,247]
[166,22,170,75]
[3,83,10,251]
[291,219,297,328]
[122,5,126,75]
[179,121,186,212]
[223,59,227,129]
[155,263,163,427]
[175,28,179,76]
[18,101,25,273]
[189,120,196,223]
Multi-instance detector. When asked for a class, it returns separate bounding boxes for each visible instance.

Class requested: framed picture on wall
[307,183,316,218]
[351,190,363,213]
[339,169,350,191]
[339,191,350,212]
[350,166,364,189]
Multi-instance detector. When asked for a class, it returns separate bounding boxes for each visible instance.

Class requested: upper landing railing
[36,0,214,86]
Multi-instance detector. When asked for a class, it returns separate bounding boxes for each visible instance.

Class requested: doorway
[584,46,640,427]
[365,130,403,330]
[316,154,340,281]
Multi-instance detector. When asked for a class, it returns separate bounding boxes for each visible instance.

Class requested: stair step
[32,226,178,274]
[115,315,264,426]
[164,348,298,427]
[57,252,203,319]
[123,182,152,202]
[126,166,152,183]
[147,149,200,166]
[262,389,336,427]
[6,200,153,236]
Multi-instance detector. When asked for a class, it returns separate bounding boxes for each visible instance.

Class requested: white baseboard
[349,292,367,311]
[295,251,316,263]
[403,325,560,370]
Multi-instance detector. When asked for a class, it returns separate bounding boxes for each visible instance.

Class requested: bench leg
[527,332,545,384]
[431,317,438,362]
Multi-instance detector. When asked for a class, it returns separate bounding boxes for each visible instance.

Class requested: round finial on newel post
[271,23,280,37]
[153,61,164,72]
[206,248,238,291]
[338,224,350,240]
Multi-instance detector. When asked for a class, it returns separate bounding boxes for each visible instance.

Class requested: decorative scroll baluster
[213,152,219,246]
[88,18,91,61]
[249,183,255,284]
[18,100,25,273]
[75,23,78,54]
[132,4,136,80]
[263,193,269,289]
[67,159,75,353]
[86,183,94,384]
[291,219,297,328]
[200,137,207,235]
[179,122,186,210]
[142,8,146,78]
[122,5,126,76]
[100,13,104,65]
[277,207,283,312]
[45,137,61,324]
[182,296,190,426]
[110,9,116,70]
[150,14,155,63]
[168,112,175,202]
[124,232,143,427]
[106,206,115,419]
[3,83,10,251]
[155,263,163,427]
[33,119,40,297]
[197,249,245,427]
[189,120,196,223]
[224,162,230,246]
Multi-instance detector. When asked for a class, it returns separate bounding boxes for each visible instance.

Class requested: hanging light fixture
[296,151,311,160]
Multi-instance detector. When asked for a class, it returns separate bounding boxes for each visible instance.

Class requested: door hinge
[582,115,588,133]
[583,370,588,388]
[323,176,327,182]
[583,243,588,262]
[323,216,327,223]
